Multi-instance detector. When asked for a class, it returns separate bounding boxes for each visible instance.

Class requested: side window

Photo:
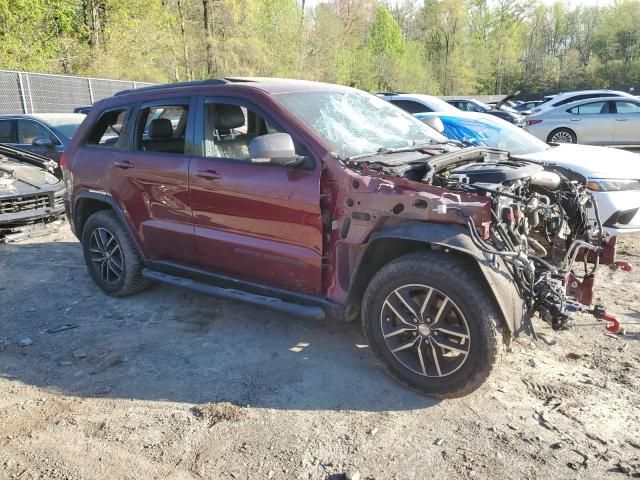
[0,120,16,143]
[467,103,483,113]
[204,102,287,161]
[391,100,431,114]
[615,101,640,114]
[135,103,189,154]
[17,120,54,145]
[567,101,609,115]
[86,109,129,148]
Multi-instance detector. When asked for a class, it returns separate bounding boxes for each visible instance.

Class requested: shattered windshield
[275,90,446,159]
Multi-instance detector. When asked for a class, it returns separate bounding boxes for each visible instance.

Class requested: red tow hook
[612,261,633,272]
[590,305,621,333]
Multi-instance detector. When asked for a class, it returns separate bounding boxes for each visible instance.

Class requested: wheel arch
[547,127,576,144]
[73,192,144,257]
[345,222,524,335]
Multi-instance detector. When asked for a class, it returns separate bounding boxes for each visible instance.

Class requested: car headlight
[586,179,640,192]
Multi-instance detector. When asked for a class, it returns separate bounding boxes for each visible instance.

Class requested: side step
[142,269,326,320]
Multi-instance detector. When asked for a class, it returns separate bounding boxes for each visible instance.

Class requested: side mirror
[32,135,54,147]
[249,133,305,167]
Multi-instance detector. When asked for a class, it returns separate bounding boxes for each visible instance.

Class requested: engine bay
[350,146,620,334]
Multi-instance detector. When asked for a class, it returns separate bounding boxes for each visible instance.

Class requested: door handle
[569,118,581,122]
[616,118,629,122]
[114,160,134,169]
[196,169,222,180]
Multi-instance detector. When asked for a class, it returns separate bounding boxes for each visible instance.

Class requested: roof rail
[114,78,230,96]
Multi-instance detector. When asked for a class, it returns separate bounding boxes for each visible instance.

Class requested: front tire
[81,210,150,297]
[547,127,576,144]
[362,251,504,399]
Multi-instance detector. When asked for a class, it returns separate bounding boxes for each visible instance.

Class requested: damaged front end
[340,146,623,337]
[0,146,66,241]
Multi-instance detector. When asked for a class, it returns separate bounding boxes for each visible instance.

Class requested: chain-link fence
[0,70,156,114]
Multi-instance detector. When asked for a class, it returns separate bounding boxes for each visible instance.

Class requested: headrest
[213,104,245,130]
[149,118,173,138]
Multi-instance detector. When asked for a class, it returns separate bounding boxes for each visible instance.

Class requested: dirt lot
[1,225,639,480]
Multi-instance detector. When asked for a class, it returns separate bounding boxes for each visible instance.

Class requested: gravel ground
[1,225,639,479]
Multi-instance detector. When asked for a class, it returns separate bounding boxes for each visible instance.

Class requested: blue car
[0,113,86,163]
[414,111,545,155]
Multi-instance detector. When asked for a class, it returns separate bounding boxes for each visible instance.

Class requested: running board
[142,269,326,320]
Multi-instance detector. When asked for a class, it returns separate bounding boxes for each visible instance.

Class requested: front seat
[206,105,250,159]
[145,118,184,153]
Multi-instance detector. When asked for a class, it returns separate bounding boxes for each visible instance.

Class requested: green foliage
[0,0,639,95]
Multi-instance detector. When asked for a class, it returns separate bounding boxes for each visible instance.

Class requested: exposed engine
[360,146,616,334]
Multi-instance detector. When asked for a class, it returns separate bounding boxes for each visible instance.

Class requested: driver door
[189,96,323,295]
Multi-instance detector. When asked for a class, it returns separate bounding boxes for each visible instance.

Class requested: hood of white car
[515,144,640,180]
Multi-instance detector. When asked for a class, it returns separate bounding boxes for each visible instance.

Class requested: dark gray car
[0,113,86,163]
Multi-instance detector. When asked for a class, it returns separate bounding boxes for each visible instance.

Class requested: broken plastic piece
[590,305,621,334]
[613,261,632,272]
[601,313,620,334]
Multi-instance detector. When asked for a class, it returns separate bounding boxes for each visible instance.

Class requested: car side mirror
[32,135,54,147]
[249,133,305,167]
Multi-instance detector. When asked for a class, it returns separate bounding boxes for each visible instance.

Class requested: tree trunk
[203,0,215,77]
[177,0,192,80]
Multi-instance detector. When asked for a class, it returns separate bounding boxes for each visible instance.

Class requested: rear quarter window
[86,108,131,148]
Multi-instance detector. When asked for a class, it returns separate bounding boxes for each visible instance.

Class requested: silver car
[530,89,634,115]
[524,96,640,145]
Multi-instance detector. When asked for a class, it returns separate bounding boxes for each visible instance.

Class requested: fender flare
[73,191,145,257]
[366,221,526,334]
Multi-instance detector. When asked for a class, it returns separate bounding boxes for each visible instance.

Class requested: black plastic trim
[143,268,326,320]
[146,259,342,313]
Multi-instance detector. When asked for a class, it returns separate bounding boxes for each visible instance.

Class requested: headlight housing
[586,179,640,192]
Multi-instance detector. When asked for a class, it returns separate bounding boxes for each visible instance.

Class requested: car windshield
[275,90,447,158]
[45,116,85,139]
[440,115,549,155]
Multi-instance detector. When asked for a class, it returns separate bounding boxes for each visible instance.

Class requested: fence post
[17,72,28,114]
[88,78,94,104]
[24,74,35,114]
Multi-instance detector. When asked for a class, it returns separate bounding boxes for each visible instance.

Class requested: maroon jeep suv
[63,78,615,398]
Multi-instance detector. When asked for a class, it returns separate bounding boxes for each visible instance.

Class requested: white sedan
[416,110,640,235]
[524,96,640,145]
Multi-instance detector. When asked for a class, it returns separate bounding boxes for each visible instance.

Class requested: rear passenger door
[94,98,197,265]
[565,101,614,144]
[613,100,640,144]
[188,96,323,295]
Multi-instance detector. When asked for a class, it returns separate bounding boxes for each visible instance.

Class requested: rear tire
[547,128,576,144]
[362,251,504,399]
[81,210,150,297]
